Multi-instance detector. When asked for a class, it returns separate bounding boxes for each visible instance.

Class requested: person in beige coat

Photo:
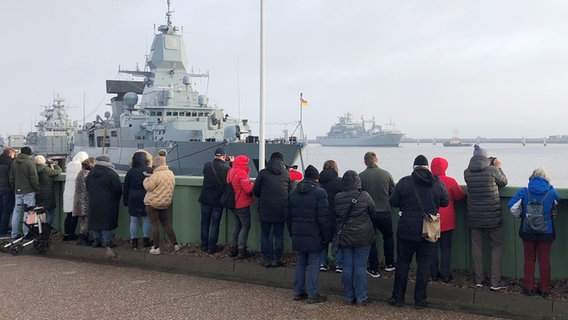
[143,149,181,255]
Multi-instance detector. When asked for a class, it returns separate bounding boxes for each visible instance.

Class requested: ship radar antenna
[166,0,174,26]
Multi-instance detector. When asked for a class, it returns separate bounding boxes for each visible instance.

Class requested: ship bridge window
[191,112,197,117]
[179,112,185,116]
[111,131,118,137]
[150,112,156,116]
[198,112,204,117]
[204,112,209,116]
[166,111,172,116]
[173,112,178,116]
[157,112,163,116]
[97,136,110,147]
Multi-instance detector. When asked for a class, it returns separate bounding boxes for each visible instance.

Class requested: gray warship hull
[72,137,303,177]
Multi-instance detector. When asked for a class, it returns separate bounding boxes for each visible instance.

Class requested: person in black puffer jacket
[86,155,122,253]
[318,160,343,272]
[123,150,154,249]
[198,147,232,254]
[464,144,508,290]
[253,152,292,267]
[287,165,331,303]
[388,155,449,309]
[334,170,377,306]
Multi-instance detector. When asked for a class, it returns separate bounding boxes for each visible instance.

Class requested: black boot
[131,238,138,249]
[238,247,250,259]
[261,257,271,268]
[228,246,238,257]
[143,237,153,248]
[270,259,284,268]
[76,234,90,246]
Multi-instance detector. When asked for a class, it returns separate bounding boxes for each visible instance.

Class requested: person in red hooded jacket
[227,155,255,259]
[429,157,465,283]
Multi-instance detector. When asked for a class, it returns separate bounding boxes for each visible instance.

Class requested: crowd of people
[197,144,560,307]
[0,143,560,307]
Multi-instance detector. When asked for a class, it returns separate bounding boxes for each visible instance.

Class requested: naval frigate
[26,96,79,165]
[71,1,304,177]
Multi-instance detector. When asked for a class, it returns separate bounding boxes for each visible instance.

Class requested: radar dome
[124,92,138,107]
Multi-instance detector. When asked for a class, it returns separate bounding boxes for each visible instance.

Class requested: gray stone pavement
[0,254,506,320]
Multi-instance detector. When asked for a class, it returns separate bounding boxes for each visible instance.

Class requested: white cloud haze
[1,0,567,141]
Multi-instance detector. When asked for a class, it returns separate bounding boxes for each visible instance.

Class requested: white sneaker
[105,247,117,258]
[174,244,182,252]
[149,246,161,255]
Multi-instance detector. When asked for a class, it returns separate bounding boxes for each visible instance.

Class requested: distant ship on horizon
[402,135,568,145]
[315,113,404,147]
[443,135,472,147]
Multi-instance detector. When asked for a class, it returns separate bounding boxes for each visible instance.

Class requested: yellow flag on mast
[300,97,308,107]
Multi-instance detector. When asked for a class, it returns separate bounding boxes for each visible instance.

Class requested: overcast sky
[1,0,567,141]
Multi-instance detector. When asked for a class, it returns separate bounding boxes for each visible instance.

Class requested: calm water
[300,143,568,188]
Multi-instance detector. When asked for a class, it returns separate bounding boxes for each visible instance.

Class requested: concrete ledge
[47,243,567,319]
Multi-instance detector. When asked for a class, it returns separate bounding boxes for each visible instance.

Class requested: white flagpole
[259,0,266,171]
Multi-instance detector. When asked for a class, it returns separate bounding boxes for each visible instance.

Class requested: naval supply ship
[316,113,404,147]
[71,1,304,177]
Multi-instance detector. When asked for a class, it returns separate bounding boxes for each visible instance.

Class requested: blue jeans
[341,245,371,303]
[260,222,284,260]
[130,215,151,239]
[320,243,344,267]
[294,251,321,297]
[0,191,15,235]
[46,208,55,226]
[320,245,329,266]
[11,192,35,239]
[91,230,113,246]
[200,204,223,253]
[335,249,344,267]
[230,206,251,248]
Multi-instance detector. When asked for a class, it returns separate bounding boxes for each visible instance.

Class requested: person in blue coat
[507,168,560,298]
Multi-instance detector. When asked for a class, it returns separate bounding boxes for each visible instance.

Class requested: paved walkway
[0,254,505,320]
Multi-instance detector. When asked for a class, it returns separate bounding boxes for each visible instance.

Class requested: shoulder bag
[413,181,440,243]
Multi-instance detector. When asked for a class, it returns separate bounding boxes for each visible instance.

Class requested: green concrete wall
[52,175,568,278]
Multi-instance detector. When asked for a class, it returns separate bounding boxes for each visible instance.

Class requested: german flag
[300,98,308,107]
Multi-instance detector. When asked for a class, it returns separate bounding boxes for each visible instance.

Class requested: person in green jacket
[359,151,396,278]
[9,147,40,239]
[34,155,62,228]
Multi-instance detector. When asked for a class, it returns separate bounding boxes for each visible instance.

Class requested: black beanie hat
[20,147,32,156]
[413,154,428,166]
[270,152,284,161]
[304,165,320,180]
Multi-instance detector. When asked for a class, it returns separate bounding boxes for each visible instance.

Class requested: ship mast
[166,0,173,26]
